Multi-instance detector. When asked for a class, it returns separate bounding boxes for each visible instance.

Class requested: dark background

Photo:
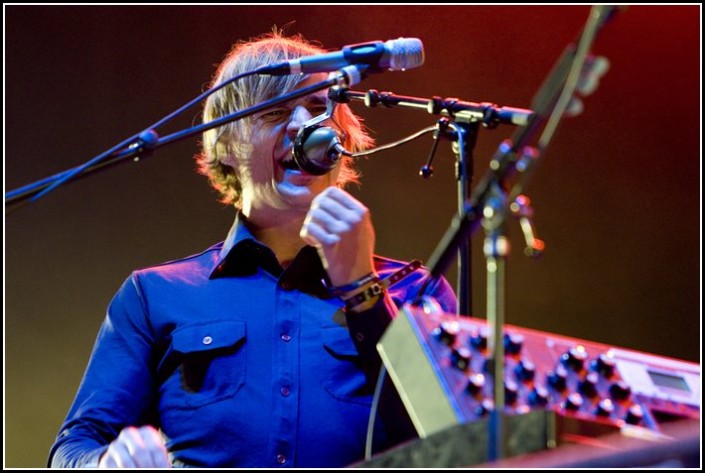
[5,5,700,467]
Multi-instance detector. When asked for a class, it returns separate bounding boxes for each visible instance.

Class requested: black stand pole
[482,179,510,461]
[419,5,622,462]
[450,121,480,317]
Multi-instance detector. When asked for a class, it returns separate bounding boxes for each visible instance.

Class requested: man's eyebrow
[302,94,328,106]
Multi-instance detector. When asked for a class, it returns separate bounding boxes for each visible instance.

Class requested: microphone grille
[385,37,424,71]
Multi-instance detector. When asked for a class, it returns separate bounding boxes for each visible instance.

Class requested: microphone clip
[293,125,346,175]
[292,95,351,176]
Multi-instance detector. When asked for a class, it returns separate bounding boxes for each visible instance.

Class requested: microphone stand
[417,5,622,462]
[330,88,532,317]
[5,66,366,208]
[446,120,479,319]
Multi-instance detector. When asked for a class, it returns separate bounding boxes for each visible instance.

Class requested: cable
[352,125,438,158]
[365,365,387,460]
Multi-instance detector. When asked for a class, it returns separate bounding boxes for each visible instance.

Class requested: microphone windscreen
[385,37,424,71]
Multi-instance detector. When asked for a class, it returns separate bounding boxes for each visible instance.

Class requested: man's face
[225,76,343,219]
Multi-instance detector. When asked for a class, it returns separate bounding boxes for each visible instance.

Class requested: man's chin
[276,183,317,208]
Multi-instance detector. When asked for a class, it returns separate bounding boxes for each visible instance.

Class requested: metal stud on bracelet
[328,272,379,298]
[340,259,423,312]
[343,281,385,311]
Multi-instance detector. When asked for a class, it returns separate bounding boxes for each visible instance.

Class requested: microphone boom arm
[330,88,535,127]
[5,66,365,208]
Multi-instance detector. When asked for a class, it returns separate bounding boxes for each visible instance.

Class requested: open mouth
[280,158,299,170]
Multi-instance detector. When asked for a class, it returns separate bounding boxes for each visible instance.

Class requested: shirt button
[276,454,286,464]
[281,333,292,342]
[202,336,213,345]
[280,387,290,397]
[355,332,365,342]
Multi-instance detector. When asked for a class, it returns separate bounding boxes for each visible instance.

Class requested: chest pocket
[322,326,373,404]
[158,320,247,410]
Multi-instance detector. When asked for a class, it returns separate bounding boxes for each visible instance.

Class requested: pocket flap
[171,321,246,354]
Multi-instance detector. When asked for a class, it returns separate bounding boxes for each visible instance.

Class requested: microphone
[293,125,352,175]
[260,38,424,76]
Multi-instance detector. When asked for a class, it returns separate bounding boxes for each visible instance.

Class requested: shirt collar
[210,213,276,278]
[217,213,258,264]
[210,214,330,298]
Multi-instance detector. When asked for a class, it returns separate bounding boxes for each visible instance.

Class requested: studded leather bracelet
[342,259,422,312]
[328,272,380,298]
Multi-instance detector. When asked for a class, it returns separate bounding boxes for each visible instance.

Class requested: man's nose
[287,106,314,138]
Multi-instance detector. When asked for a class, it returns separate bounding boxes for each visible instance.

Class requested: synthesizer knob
[469,329,488,352]
[475,398,494,417]
[503,332,524,356]
[465,373,486,398]
[560,346,588,373]
[450,347,472,371]
[546,365,568,392]
[504,380,519,405]
[514,359,536,383]
[590,353,616,379]
[432,320,459,346]
[561,392,584,411]
[625,404,645,425]
[528,385,550,407]
[578,372,599,399]
[609,380,632,402]
[594,398,615,417]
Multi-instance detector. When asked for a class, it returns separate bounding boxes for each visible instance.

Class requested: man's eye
[259,109,289,121]
[310,106,329,116]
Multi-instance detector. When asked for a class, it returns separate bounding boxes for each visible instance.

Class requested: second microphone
[293,125,352,175]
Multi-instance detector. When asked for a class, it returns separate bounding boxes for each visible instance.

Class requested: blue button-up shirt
[48,216,456,468]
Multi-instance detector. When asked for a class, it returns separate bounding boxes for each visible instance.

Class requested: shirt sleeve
[48,273,160,468]
[342,269,457,449]
[344,270,457,374]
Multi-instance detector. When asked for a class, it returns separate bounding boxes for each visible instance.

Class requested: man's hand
[98,425,170,468]
[300,186,376,287]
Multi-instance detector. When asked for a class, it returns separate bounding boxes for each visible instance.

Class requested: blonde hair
[197,30,374,206]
